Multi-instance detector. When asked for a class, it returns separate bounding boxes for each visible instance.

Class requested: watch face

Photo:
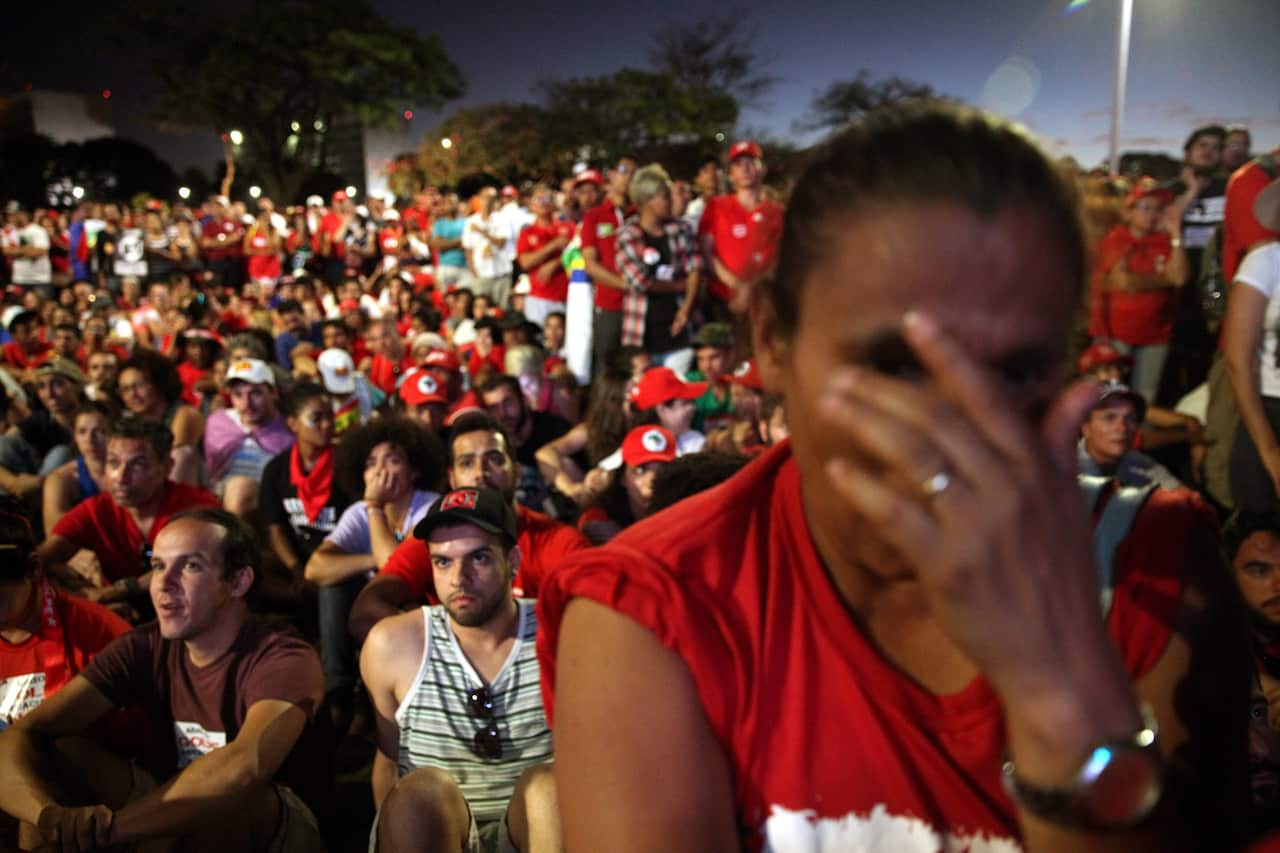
[1079,745,1163,826]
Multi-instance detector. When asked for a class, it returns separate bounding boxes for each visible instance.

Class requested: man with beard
[360,487,557,853]
[348,412,587,644]
[1224,510,1280,832]
[203,359,294,518]
[479,375,570,513]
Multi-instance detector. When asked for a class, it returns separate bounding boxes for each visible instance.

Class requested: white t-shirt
[1236,242,1280,399]
[11,224,51,285]
[463,213,512,278]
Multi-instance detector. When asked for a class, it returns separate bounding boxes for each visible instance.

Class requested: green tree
[799,72,945,136]
[132,0,464,202]
[416,103,558,188]
[648,15,778,109]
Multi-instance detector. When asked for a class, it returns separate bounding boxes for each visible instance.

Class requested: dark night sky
[5,0,1278,178]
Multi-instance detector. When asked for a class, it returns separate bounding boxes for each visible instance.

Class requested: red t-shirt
[401,207,431,234]
[320,211,347,260]
[368,351,416,396]
[246,230,282,282]
[1225,160,1279,286]
[201,218,243,262]
[463,344,506,380]
[2,340,50,370]
[0,582,130,725]
[51,482,220,583]
[1088,226,1177,345]
[381,505,590,601]
[176,361,209,407]
[579,201,630,311]
[536,442,1195,850]
[517,222,574,302]
[697,195,783,303]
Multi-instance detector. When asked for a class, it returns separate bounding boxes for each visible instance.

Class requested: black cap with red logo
[414,487,518,546]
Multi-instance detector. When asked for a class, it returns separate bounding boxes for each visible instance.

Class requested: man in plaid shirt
[615,164,703,370]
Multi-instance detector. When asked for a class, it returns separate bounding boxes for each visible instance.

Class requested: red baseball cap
[628,367,708,411]
[720,359,763,391]
[501,185,518,199]
[445,391,485,426]
[338,298,361,313]
[332,189,349,202]
[574,169,605,188]
[423,348,461,372]
[399,368,449,406]
[1124,176,1173,208]
[1077,342,1133,374]
[620,426,678,467]
[728,140,763,162]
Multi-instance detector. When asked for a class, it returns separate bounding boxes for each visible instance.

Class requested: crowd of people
[0,99,1277,852]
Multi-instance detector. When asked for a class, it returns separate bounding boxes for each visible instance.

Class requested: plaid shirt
[615,217,703,348]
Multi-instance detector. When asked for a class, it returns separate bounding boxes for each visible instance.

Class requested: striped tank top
[395,600,552,822]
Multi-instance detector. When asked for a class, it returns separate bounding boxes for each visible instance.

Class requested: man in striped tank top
[361,487,559,853]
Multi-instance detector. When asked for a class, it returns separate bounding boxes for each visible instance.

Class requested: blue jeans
[317,577,366,697]
[1110,341,1168,405]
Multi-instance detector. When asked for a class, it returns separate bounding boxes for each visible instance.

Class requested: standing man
[360,487,558,852]
[698,140,783,319]
[1159,124,1228,404]
[516,185,575,328]
[2,204,52,301]
[0,509,328,851]
[580,156,637,377]
[204,358,294,518]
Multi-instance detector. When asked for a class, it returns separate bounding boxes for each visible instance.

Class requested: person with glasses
[360,487,557,853]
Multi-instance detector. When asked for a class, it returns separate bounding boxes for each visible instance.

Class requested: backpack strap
[1078,475,1156,615]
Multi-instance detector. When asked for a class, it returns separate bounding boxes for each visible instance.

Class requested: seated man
[0,508,327,851]
[0,501,130,726]
[349,412,589,644]
[203,358,294,518]
[1077,380,1181,490]
[478,375,570,513]
[1224,509,1280,834]
[361,487,557,853]
[38,419,218,613]
[0,358,85,502]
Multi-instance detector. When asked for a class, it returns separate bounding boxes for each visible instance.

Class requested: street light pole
[1108,0,1134,176]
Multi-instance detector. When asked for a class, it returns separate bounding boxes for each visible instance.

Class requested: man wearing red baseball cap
[627,367,707,455]
[1087,175,1191,404]
[580,155,638,377]
[578,425,678,544]
[698,140,783,319]
[398,368,450,433]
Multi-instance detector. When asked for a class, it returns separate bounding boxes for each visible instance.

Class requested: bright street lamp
[345,186,358,198]
[71,186,85,200]
[248,185,261,199]
[290,121,301,133]
[178,186,191,200]
[229,129,244,146]
[440,137,453,150]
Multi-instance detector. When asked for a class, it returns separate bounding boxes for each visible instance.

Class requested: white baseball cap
[225,358,275,386]
[317,348,356,394]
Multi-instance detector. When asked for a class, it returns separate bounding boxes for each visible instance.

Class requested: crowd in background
[0,102,1279,852]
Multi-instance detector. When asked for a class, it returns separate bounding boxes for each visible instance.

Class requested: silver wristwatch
[1001,704,1163,829]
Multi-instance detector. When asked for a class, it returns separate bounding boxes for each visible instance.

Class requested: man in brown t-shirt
[0,509,326,851]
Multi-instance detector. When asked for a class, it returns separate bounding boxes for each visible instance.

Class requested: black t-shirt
[1163,175,1227,282]
[638,230,684,355]
[19,410,71,461]
[258,449,354,564]
[513,411,571,514]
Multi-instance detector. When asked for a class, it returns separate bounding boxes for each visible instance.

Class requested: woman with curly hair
[304,416,445,729]
[116,349,205,484]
